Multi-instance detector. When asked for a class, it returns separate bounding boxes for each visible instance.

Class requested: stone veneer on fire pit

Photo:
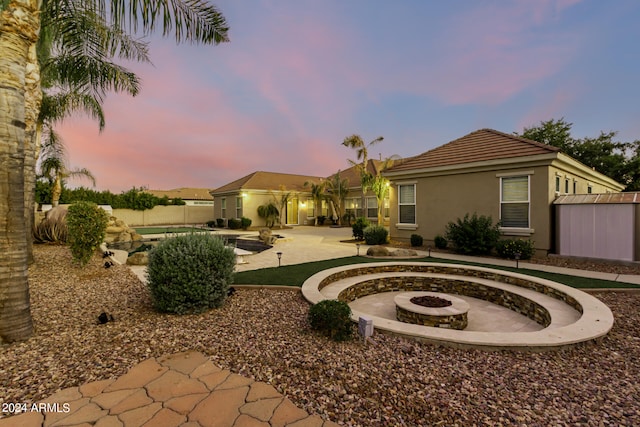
[394,292,470,330]
[301,262,615,350]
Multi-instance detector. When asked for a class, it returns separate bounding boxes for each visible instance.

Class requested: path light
[514,252,521,269]
[428,246,432,258]
[277,251,283,267]
[356,243,361,256]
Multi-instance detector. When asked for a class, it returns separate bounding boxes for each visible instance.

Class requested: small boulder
[392,249,418,257]
[367,245,390,257]
[127,251,149,265]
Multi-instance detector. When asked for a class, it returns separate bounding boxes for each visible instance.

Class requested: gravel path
[1,245,639,426]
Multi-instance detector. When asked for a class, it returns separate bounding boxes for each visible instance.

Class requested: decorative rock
[126,252,149,266]
[392,249,418,257]
[104,216,139,244]
[259,228,276,245]
[366,245,390,256]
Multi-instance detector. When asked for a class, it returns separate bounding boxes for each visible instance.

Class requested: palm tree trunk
[24,41,42,264]
[0,0,40,343]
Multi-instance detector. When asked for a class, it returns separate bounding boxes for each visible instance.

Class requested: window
[587,185,593,194]
[366,197,377,219]
[235,197,242,218]
[398,184,416,224]
[573,181,577,194]
[383,198,390,218]
[501,176,529,228]
[555,176,560,192]
[307,199,314,217]
[345,198,362,217]
[221,198,227,218]
[565,179,569,194]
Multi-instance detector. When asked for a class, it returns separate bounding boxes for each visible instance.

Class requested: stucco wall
[113,206,214,226]
[388,165,554,253]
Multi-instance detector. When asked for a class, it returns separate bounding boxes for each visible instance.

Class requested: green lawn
[233,256,640,289]
[134,227,208,235]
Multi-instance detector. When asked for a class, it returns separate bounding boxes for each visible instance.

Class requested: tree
[342,134,384,212]
[0,0,229,343]
[304,180,326,226]
[518,118,640,190]
[325,171,349,226]
[369,157,395,225]
[38,130,96,207]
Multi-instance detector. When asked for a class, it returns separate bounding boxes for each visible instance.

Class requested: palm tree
[304,180,326,226]
[39,130,96,207]
[0,0,229,342]
[342,134,384,216]
[326,172,350,226]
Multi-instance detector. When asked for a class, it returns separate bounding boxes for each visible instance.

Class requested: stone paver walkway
[1,351,338,427]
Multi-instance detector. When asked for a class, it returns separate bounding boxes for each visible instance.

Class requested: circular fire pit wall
[394,292,470,330]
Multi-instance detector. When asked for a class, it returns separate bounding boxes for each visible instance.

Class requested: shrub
[240,217,252,230]
[496,239,535,260]
[147,233,236,314]
[410,234,423,247]
[66,201,109,265]
[216,218,225,228]
[228,218,242,229]
[317,215,326,225]
[206,220,216,228]
[352,217,370,240]
[342,212,355,226]
[445,213,501,255]
[364,225,388,245]
[434,234,448,249]
[308,299,353,341]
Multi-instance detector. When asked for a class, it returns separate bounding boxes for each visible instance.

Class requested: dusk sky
[56,0,640,193]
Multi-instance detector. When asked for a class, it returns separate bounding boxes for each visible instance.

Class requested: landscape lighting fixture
[277,251,283,267]
[428,246,432,258]
[356,243,361,256]
[514,252,521,269]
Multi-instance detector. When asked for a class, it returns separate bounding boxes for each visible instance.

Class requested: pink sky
[54,0,640,193]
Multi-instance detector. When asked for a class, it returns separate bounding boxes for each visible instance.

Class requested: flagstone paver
[0,351,337,426]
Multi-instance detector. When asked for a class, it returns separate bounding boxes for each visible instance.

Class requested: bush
[342,212,355,226]
[445,213,501,255]
[240,217,252,230]
[308,299,353,341]
[66,201,109,265]
[216,218,225,228]
[352,217,370,240]
[410,234,423,247]
[434,235,448,249]
[496,239,535,260]
[206,220,216,228]
[364,225,388,245]
[228,218,242,229]
[317,215,326,225]
[147,233,236,314]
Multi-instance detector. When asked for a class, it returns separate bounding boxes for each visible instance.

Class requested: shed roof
[554,193,640,205]
[211,171,324,194]
[385,128,559,173]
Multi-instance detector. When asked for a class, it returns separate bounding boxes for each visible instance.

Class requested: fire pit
[394,292,469,330]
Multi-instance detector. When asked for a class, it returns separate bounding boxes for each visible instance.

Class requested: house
[145,187,214,206]
[382,129,624,254]
[210,171,324,227]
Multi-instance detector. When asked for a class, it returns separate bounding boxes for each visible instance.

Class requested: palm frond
[40,91,106,131]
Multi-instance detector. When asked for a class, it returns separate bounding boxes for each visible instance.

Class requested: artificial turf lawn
[233,256,640,289]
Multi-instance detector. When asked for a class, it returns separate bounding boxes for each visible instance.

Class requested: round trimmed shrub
[410,234,423,247]
[364,225,388,245]
[434,235,448,249]
[66,201,108,265]
[308,299,353,341]
[496,239,535,260]
[147,233,236,314]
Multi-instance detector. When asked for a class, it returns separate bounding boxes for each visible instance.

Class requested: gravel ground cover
[1,244,639,426]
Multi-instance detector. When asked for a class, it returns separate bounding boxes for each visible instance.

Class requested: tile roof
[211,171,325,194]
[146,187,214,200]
[385,128,559,173]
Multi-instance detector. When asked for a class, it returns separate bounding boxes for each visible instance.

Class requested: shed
[553,193,640,262]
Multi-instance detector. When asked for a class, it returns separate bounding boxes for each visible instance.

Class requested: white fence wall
[113,205,214,226]
[556,204,635,261]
